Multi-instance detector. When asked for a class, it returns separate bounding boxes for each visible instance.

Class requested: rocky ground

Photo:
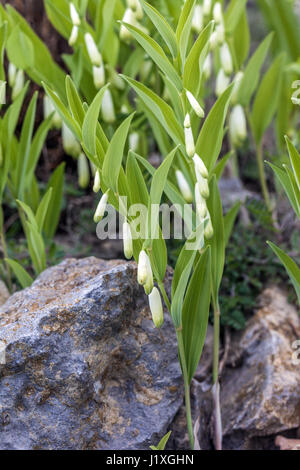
[0,258,299,450]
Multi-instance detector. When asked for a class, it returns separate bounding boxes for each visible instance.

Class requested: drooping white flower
[12,70,24,101]
[62,122,81,158]
[229,104,247,147]
[176,170,193,203]
[148,287,164,328]
[8,63,17,88]
[129,132,139,152]
[215,69,230,97]
[216,23,225,45]
[195,183,208,218]
[204,211,214,239]
[101,89,115,123]
[220,43,233,76]
[203,0,212,17]
[0,81,6,105]
[69,25,79,46]
[213,2,223,24]
[209,31,218,50]
[193,154,208,179]
[94,191,109,223]
[196,172,210,199]
[231,71,244,105]
[70,3,80,26]
[123,221,133,260]
[203,53,212,80]
[128,0,143,20]
[43,95,62,130]
[138,250,152,287]
[85,33,102,66]
[184,114,195,157]
[78,153,90,189]
[120,8,136,41]
[192,5,203,34]
[93,64,105,89]
[93,170,101,193]
[186,90,205,118]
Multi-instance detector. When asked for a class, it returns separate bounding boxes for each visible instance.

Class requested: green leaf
[285,136,300,191]
[0,22,7,80]
[26,221,46,275]
[224,0,247,34]
[140,0,177,58]
[251,53,285,145]
[213,151,233,181]
[102,113,134,192]
[182,248,211,383]
[176,0,196,64]
[121,21,182,91]
[206,176,225,302]
[150,431,172,451]
[238,33,273,107]
[121,75,184,147]
[267,161,300,219]
[267,241,300,305]
[196,84,234,172]
[183,21,213,96]
[44,162,65,239]
[6,26,34,69]
[65,75,86,127]
[82,84,110,156]
[36,188,53,233]
[5,259,33,289]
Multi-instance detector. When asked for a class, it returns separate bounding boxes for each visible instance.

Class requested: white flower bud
[144,266,154,295]
[195,183,207,218]
[216,24,225,45]
[0,81,6,105]
[120,8,136,41]
[231,71,244,105]
[129,132,139,152]
[192,5,203,34]
[101,89,115,123]
[138,250,151,286]
[78,153,90,189]
[229,105,247,147]
[185,126,195,158]
[209,31,218,50]
[94,191,109,223]
[220,43,233,76]
[216,69,230,97]
[148,287,164,328]
[203,53,212,80]
[127,0,143,20]
[62,122,81,158]
[8,63,17,88]
[85,33,102,66]
[70,3,80,25]
[203,0,212,16]
[123,221,133,260]
[196,172,210,199]
[184,113,191,128]
[204,211,214,239]
[176,170,193,203]
[193,153,208,179]
[69,25,79,46]
[186,90,205,118]
[93,64,105,89]
[213,2,223,24]
[93,170,101,193]
[43,95,62,130]
[12,69,24,101]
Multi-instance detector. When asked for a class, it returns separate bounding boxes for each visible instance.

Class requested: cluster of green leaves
[0,22,65,290]
[268,137,300,306]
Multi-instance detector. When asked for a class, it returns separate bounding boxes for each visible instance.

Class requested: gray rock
[0,258,183,450]
[222,287,300,450]
[218,178,253,211]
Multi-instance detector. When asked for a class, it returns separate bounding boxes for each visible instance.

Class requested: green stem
[177,330,194,450]
[157,281,194,449]
[256,143,271,212]
[212,299,220,384]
